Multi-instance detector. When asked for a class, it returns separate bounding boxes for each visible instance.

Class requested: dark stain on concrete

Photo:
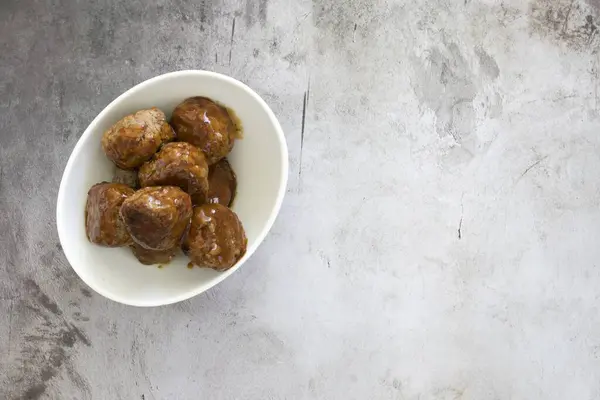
[313,0,361,36]
[67,322,92,347]
[283,51,306,66]
[475,47,500,79]
[311,0,391,53]
[269,38,279,54]
[64,363,91,399]
[245,0,268,27]
[198,0,215,29]
[411,40,477,144]
[72,311,90,322]
[259,0,268,24]
[24,279,63,317]
[22,383,47,400]
[39,247,59,269]
[530,0,600,51]
[200,0,207,25]
[587,0,600,14]
[6,280,92,399]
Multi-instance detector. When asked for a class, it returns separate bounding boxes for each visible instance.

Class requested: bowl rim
[56,70,289,307]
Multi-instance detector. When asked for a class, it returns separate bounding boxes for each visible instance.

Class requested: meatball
[120,186,192,250]
[85,182,134,247]
[101,107,175,169]
[182,204,247,271]
[138,142,209,205]
[130,243,177,265]
[207,158,237,207]
[170,97,236,165]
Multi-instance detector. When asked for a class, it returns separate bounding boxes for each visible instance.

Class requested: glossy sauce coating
[182,204,247,271]
[85,183,134,247]
[138,142,209,205]
[207,158,237,207]
[120,186,192,250]
[130,243,177,265]
[170,97,236,165]
[224,106,243,140]
[102,107,175,169]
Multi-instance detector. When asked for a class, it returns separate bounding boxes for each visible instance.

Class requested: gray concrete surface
[2,0,600,398]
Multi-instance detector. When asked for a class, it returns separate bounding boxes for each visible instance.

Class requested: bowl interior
[57,71,287,306]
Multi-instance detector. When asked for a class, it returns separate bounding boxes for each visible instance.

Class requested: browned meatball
[85,183,134,247]
[130,243,177,265]
[120,186,192,250]
[138,142,209,205]
[207,158,237,207]
[170,97,236,165]
[102,108,175,169]
[182,204,247,271]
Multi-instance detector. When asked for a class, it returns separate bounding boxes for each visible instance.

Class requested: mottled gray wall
[2,0,600,399]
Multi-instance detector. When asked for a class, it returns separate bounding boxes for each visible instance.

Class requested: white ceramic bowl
[56,70,288,306]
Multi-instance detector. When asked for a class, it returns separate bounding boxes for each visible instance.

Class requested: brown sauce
[225,105,243,139]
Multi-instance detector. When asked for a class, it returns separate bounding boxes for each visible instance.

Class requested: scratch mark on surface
[229,17,236,65]
[327,259,331,268]
[458,208,463,239]
[293,12,312,33]
[458,195,464,240]
[551,94,577,102]
[215,52,218,64]
[522,93,578,106]
[353,23,358,42]
[516,156,548,184]
[299,90,308,179]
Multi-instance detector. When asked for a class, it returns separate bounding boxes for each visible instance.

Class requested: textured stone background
[2,0,600,399]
